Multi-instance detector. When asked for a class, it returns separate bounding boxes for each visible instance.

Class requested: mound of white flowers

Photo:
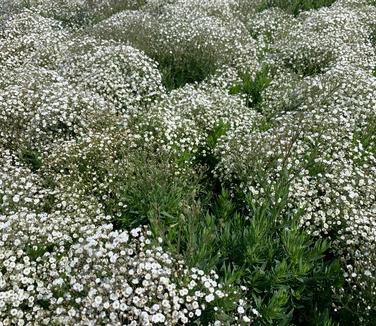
[0,150,252,325]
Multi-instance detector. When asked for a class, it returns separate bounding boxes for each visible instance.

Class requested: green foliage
[258,0,337,16]
[20,0,32,8]
[243,176,343,325]
[207,121,230,150]
[186,183,342,324]
[18,147,42,171]
[229,66,272,109]
[311,309,340,326]
[115,151,201,230]
[302,141,327,177]
[371,29,376,47]
[353,115,376,155]
[25,243,54,260]
[158,52,218,91]
[285,53,335,77]
[197,121,230,171]
[114,154,344,325]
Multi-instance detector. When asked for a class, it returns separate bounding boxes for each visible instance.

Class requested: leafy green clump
[18,147,42,171]
[229,66,272,109]
[243,188,343,325]
[159,52,218,91]
[258,0,337,16]
[116,153,344,325]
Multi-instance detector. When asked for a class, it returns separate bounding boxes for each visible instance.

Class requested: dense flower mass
[1,215,241,324]
[1,0,376,324]
[0,10,68,70]
[55,37,165,115]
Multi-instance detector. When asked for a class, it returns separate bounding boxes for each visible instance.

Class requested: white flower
[237,306,245,314]
[151,313,166,323]
[205,294,215,303]
[243,316,251,322]
[94,296,102,305]
[364,270,372,277]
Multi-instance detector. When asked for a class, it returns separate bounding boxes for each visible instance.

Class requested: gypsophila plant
[92,0,258,89]
[1,0,376,324]
[54,36,165,116]
[0,9,68,70]
[25,0,147,27]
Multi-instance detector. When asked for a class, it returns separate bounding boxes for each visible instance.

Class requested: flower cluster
[56,37,165,116]
[1,211,251,325]
[0,150,48,215]
[92,0,258,87]
[41,128,135,219]
[270,4,375,75]
[27,0,146,26]
[134,83,259,164]
[1,145,255,324]
[0,10,68,70]
[248,8,297,50]
[0,65,115,153]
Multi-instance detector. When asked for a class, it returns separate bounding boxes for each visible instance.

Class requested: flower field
[0,0,376,325]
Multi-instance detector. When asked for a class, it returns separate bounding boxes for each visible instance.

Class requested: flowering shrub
[134,83,259,164]
[270,5,375,75]
[1,212,253,324]
[92,0,258,89]
[0,65,115,152]
[215,18,376,321]
[0,10,68,70]
[1,147,255,324]
[1,0,376,324]
[27,0,146,26]
[57,37,165,116]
